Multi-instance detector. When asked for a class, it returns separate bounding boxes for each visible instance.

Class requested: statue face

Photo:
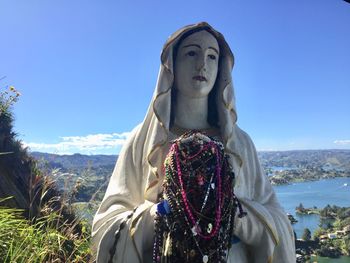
[174,30,219,98]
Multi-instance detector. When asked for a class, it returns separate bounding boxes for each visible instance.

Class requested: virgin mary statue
[92,22,296,263]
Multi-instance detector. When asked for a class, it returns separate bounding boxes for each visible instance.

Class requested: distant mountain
[30,152,117,170]
[258,149,350,171]
[258,149,350,185]
[30,152,118,202]
[30,149,350,173]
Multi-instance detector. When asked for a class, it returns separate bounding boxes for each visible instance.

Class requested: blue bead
[231,235,241,244]
[157,200,171,215]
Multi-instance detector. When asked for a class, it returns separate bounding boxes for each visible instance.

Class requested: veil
[138,22,243,200]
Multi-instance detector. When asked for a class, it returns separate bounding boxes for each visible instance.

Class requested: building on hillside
[328,233,337,239]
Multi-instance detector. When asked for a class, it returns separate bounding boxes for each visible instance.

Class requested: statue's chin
[184,83,213,98]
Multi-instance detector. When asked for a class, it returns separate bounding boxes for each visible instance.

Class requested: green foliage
[343,236,350,256]
[32,152,113,204]
[320,204,341,218]
[313,227,326,239]
[0,198,94,262]
[0,89,95,262]
[301,228,311,241]
[297,203,304,210]
[0,86,20,115]
[339,217,350,228]
[337,207,350,220]
[317,242,342,258]
[314,204,350,258]
[1,85,38,211]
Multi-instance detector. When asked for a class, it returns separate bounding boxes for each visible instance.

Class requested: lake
[274,177,350,262]
[273,177,350,238]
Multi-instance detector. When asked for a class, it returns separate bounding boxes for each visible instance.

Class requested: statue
[92,22,296,263]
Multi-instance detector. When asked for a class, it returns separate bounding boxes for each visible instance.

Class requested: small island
[287,213,298,224]
[295,203,320,215]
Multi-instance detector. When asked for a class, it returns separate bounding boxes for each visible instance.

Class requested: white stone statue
[92,22,296,263]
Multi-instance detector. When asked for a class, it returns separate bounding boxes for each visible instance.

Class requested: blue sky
[1,0,349,154]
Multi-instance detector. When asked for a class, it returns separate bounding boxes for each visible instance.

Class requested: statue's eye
[208,54,216,60]
[187,51,196,56]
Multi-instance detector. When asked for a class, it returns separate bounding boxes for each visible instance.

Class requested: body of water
[274,177,350,262]
[273,177,350,238]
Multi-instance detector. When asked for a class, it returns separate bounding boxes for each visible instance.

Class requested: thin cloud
[23,132,131,155]
[334,140,350,145]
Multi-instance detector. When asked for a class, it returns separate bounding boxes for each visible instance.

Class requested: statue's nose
[195,54,206,71]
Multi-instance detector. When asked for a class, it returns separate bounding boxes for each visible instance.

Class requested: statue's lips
[192,76,207,81]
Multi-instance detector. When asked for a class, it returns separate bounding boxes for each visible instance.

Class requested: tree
[343,237,350,256]
[302,228,311,241]
[313,227,325,239]
[296,203,305,213]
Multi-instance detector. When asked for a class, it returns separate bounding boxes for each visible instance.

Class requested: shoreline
[270,174,350,186]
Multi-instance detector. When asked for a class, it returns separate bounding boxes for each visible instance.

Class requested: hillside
[258,150,350,171]
[0,88,93,262]
[29,149,350,202]
[31,152,117,170]
[32,149,350,174]
[30,152,117,202]
[259,150,350,185]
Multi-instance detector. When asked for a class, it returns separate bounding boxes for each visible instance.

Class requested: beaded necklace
[153,131,246,263]
[173,141,222,239]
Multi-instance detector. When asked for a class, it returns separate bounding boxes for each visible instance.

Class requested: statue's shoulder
[233,124,256,149]
[231,125,262,172]
[118,123,143,153]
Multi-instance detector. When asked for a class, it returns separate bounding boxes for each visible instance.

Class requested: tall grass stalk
[0,197,93,262]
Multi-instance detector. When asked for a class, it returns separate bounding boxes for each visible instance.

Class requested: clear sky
[1,0,349,155]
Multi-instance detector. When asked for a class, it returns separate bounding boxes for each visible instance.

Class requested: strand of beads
[173,141,223,240]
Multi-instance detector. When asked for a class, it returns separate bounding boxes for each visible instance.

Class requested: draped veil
[92,22,296,263]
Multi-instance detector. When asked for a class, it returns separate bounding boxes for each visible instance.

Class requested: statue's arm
[233,129,296,262]
[91,125,156,263]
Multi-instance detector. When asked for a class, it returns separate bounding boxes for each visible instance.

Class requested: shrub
[0,197,94,262]
[301,228,311,241]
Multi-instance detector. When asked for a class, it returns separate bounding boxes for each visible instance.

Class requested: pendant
[203,255,209,263]
[164,233,172,256]
[211,183,215,189]
[191,226,198,236]
[197,175,204,185]
[207,223,213,233]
